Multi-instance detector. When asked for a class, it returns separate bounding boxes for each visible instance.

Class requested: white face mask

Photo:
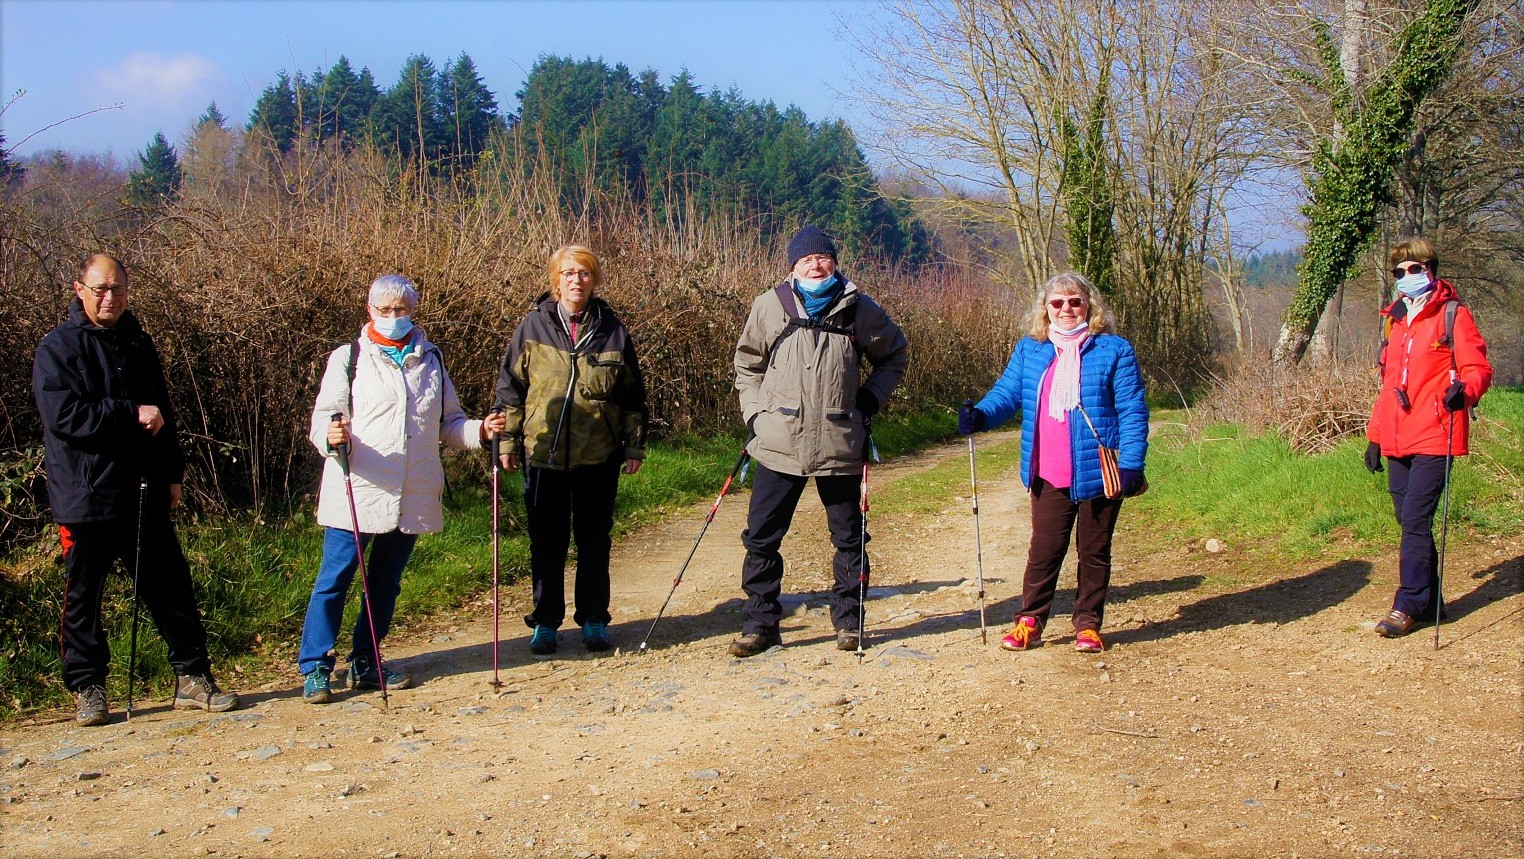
[1396,271,1433,298]
[796,273,837,295]
[372,314,414,340]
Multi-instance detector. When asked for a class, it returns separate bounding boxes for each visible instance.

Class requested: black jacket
[32,298,186,523]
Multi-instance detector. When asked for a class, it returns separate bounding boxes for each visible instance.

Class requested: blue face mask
[1396,271,1433,298]
[796,273,836,296]
[372,314,414,340]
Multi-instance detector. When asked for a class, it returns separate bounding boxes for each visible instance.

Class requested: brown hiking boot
[75,685,109,727]
[1374,609,1417,638]
[174,674,240,712]
[729,630,781,658]
[835,629,861,651]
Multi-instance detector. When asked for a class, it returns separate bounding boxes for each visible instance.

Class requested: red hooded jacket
[1367,279,1493,457]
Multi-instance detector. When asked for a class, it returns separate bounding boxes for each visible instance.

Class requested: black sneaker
[75,685,108,726]
[729,630,781,658]
[174,674,240,712]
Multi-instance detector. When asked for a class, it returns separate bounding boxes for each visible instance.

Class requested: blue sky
[1,0,862,157]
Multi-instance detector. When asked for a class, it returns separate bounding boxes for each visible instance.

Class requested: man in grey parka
[730,225,909,656]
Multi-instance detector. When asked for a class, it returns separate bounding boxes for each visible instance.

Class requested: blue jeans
[298,527,417,675]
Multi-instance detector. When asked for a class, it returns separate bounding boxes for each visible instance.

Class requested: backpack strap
[768,281,862,361]
[1441,299,1460,376]
[345,339,360,416]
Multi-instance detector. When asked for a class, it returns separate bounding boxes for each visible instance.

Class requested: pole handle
[329,412,351,475]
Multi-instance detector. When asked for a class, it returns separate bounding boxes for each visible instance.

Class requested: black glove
[855,389,880,419]
[1364,441,1383,474]
[1443,380,1467,412]
[957,404,987,435]
[1120,469,1146,497]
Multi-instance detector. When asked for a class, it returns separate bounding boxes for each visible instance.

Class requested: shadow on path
[1108,559,1373,647]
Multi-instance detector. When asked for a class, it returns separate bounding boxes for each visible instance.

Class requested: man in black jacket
[32,254,238,725]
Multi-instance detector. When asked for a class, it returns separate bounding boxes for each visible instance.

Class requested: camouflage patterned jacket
[494,293,647,470]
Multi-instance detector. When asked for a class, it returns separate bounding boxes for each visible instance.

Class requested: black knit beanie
[787,225,838,269]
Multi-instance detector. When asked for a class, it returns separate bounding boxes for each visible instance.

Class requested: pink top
[1035,361,1072,489]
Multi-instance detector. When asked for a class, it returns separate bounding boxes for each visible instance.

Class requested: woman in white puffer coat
[297,274,508,703]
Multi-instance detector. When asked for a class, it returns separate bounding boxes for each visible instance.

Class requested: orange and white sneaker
[1074,629,1105,653]
[1000,616,1042,651]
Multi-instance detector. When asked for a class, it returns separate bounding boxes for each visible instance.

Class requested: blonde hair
[546,244,603,300]
[1025,272,1115,339]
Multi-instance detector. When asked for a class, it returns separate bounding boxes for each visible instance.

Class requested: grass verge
[0,404,959,717]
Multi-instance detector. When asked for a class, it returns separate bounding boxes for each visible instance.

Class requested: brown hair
[1389,237,1438,276]
[546,244,602,300]
[1024,272,1116,339]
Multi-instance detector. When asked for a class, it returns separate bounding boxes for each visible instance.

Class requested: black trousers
[523,462,620,629]
[740,462,867,636]
[1387,454,1450,619]
[1020,477,1123,632]
[59,511,211,692]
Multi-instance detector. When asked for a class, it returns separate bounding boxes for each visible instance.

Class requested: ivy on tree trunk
[1274,0,1475,364]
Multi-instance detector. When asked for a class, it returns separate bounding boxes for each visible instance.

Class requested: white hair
[368,274,418,308]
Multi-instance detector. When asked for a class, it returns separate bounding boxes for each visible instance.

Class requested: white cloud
[93,52,225,112]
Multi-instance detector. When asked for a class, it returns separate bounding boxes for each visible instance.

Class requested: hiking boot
[75,685,108,727]
[1375,609,1417,638]
[303,667,333,704]
[729,630,781,658]
[1000,616,1043,651]
[174,674,240,712]
[529,625,558,656]
[582,621,611,653]
[349,657,413,690]
[836,629,861,651]
[1074,629,1105,653]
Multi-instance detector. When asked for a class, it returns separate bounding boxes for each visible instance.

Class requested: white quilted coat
[310,328,483,534]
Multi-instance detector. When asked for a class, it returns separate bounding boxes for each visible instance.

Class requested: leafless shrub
[1195,354,1378,454]
[0,132,1018,543]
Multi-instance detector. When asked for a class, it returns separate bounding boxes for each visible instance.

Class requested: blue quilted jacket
[975,333,1149,501]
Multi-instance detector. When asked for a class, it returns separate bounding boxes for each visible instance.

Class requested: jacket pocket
[579,355,624,400]
[821,407,865,464]
[754,396,801,459]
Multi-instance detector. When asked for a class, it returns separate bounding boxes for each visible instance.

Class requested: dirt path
[3,433,1521,859]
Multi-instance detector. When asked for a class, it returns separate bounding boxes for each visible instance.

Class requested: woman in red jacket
[1365,237,1492,637]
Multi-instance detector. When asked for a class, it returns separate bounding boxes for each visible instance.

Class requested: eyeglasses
[371,305,412,318]
[1048,297,1087,310]
[560,269,594,281]
[77,282,127,298]
[1391,263,1428,278]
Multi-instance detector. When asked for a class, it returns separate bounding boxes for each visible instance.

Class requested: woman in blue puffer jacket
[958,272,1149,653]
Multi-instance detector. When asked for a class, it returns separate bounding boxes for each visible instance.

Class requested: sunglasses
[1391,263,1428,278]
[1048,297,1087,309]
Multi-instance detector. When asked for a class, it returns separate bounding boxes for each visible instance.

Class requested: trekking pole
[125,477,147,720]
[964,400,988,645]
[639,446,752,652]
[331,413,389,710]
[856,434,880,661]
[1435,409,1456,650]
[488,409,504,688]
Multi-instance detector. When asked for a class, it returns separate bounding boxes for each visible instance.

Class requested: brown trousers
[1020,477,1123,633]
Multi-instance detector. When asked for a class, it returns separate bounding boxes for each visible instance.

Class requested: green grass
[0,404,960,716]
[874,435,1024,515]
[1129,387,1524,558]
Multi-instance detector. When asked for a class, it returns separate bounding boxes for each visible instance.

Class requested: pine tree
[248,72,300,151]
[197,101,228,130]
[375,55,444,161]
[317,57,379,144]
[126,132,182,206]
[0,132,24,187]
[440,52,501,163]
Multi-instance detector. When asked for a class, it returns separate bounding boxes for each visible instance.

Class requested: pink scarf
[1046,324,1090,421]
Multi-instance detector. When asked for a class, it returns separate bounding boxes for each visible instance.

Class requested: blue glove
[1120,469,1146,497]
[957,404,987,435]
